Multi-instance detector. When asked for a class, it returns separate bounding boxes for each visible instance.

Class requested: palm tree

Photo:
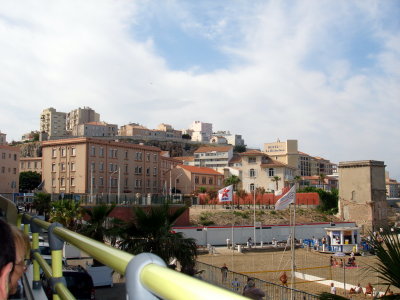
[118,204,197,274]
[293,175,302,190]
[235,189,247,208]
[33,192,52,220]
[255,187,266,208]
[50,199,83,230]
[365,230,400,290]
[319,174,326,190]
[224,175,241,191]
[271,176,281,192]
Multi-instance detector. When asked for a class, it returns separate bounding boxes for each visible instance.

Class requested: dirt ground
[196,246,399,298]
[189,205,340,226]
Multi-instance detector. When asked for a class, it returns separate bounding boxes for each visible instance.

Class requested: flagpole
[290,188,296,299]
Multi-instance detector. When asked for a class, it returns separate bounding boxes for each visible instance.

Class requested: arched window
[250,183,255,192]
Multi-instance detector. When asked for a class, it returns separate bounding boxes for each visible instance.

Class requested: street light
[253,176,256,247]
[109,169,118,203]
[174,173,183,198]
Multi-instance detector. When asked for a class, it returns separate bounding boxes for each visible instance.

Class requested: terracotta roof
[260,160,295,169]
[86,121,106,126]
[0,145,19,152]
[42,137,161,151]
[240,150,264,156]
[178,165,223,175]
[298,151,309,156]
[228,153,242,163]
[194,146,233,153]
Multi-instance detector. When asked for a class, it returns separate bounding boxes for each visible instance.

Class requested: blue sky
[0,0,399,179]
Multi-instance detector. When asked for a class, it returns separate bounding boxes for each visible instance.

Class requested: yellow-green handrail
[23,214,247,300]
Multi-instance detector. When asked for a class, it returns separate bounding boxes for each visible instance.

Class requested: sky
[0,1,399,179]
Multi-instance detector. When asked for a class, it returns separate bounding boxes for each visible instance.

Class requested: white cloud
[0,0,399,178]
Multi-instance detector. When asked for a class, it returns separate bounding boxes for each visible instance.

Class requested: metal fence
[196,261,318,300]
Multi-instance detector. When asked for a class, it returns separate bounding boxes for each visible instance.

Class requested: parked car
[42,265,95,300]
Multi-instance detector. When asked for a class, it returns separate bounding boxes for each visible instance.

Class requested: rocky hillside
[190,206,340,226]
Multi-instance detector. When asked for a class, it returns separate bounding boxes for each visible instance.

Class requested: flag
[218,185,233,202]
[275,185,296,210]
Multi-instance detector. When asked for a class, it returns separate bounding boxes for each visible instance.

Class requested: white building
[190,121,212,142]
[0,131,6,145]
[72,122,118,137]
[193,146,233,173]
[212,131,245,146]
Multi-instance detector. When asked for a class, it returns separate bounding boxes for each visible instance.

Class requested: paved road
[95,283,126,300]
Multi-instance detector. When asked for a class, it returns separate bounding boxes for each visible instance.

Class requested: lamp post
[109,169,118,203]
[253,177,256,246]
[174,173,183,198]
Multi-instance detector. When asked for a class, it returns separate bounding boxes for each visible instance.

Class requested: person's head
[357,283,361,287]
[9,226,30,295]
[247,280,255,288]
[0,219,16,300]
[331,283,334,287]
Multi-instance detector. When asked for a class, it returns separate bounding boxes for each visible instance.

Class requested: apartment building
[386,172,400,198]
[40,108,68,138]
[190,121,212,142]
[41,138,163,195]
[157,124,182,139]
[167,165,224,194]
[212,131,245,146]
[240,150,295,193]
[0,131,6,145]
[66,107,100,132]
[72,122,118,137]
[0,145,19,193]
[119,123,182,140]
[20,157,42,174]
[193,146,233,172]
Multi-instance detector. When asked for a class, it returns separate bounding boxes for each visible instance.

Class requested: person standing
[330,283,336,295]
[279,271,288,287]
[0,219,16,300]
[231,277,240,292]
[221,263,228,283]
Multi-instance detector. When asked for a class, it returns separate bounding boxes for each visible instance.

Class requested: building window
[1,167,4,173]
[135,152,142,161]
[202,177,206,184]
[135,179,142,188]
[209,178,213,185]
[52,148,57,158]
[249,169,256,177]
[153,167,157,176]
[52,163,56,172]
[61,177,65,187]
[268,168,275,177]
[14,154,17,161]
[125,151,128,159]
[153,154,157,162]
[70,162,75,171]
[146,153,151,161]
[125,164,128,173]
[109,163,113,172]
[99,147,104,157]
[61,147,66,157]
[71,147,76,156]
[125,178,128,187]
[91,162,95,172]
[1,153,5,159]
[99,162,104,172]
[13,168,16,174]
[146,168,150,176]
[147,180,150,188]
[250,183,255,191]
[27,162,31,169]
[34,162,37,168]
[52,178,56,187]
[91,146,96,156]
[99,177,104,186]
[21,162,24,169]
[248,157,256,163]
[195,176,199,184]
[70,177,75,186]
[153,180,157,188]
[61,163,66,171]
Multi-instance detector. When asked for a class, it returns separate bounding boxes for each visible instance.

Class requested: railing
[196,261,319,300]
[18,213,247,300]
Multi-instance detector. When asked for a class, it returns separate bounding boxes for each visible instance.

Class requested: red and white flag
[275,185,296,210]
[218,185,233,202]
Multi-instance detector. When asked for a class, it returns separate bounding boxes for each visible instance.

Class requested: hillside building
[0,145,19,193]
[190,121,212,142]
[72,122,118,137]
[66,107,100,132]
[40,107,67,138]
[193,146,233,173]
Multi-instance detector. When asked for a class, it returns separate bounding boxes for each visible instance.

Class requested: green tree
[319,174,326,190]
[233,145,246,153]
[366,230,400,290]
[298,187,338,213]
[272,176,281,191]
[293,175,302,190]
[118,204,197,275]
[256,187,266,208]
[50,199,83,230]
[19,171,41,192]
[33,192,51,220]
[224,175,241,191]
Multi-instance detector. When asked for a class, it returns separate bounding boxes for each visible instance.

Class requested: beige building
[20,157,42,174]
[0,145,19,193]
[240,150,295,193]
[385,172,400,198]
[190,121,213,142]
[157,124,182,139]
[167,165,224,195]
[40,107,68,138]
[72,122,118,137]
[338,160,388,232]
[264,139,299,171]
[66,107,100,132]
[41,138,163,196]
